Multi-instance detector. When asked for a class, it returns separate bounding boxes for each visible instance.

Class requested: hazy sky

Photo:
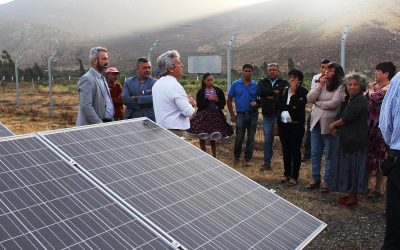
[0,0,12,4]
[0,0,270,6]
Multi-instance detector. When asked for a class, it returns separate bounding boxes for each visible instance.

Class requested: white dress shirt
[280,91,293,123]
[380,71,400,150]
[311,73,321,89]
[152,75,195,130]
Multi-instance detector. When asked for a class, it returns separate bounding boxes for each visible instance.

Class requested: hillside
[104,0,400,71]
[0,20,95,70]
[0,0,399,71]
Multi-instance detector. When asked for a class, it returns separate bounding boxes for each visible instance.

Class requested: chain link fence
[1,44,399,134]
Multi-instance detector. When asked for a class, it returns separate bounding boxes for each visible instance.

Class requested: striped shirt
[379,71,400,150]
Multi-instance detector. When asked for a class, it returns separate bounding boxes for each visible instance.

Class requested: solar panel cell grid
[0,122,14,137]
[40,119,326,250]
[0,136,173,249]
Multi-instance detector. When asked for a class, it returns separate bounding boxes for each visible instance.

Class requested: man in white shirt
[152,50,196,134]
[310,59,331,89]
[380,71,400,249]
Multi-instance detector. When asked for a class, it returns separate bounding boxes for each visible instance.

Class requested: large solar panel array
[0,135,175,249]
[0,122,14,137]
[40,118,326,249]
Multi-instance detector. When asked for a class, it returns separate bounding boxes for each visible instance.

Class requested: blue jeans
[262,117,275,164]
[234,112,258,161]
[311,122,332,183]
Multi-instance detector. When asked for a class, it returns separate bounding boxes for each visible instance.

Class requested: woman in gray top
[306,63,345,192]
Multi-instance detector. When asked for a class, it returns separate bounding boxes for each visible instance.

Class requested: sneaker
[259,163,272,171]
[210,132,222,141]
[198,133,209,140]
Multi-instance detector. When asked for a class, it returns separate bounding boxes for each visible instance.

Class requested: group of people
[76,47,400,249]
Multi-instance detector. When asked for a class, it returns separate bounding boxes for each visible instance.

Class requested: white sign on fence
[188,55,222,73]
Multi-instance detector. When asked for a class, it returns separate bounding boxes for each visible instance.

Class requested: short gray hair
[157,50,180,75]
[345,73,368,93]
[89,47,107,64]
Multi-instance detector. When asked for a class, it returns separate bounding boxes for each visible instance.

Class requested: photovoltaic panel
[0,122,14,137]
[40,118,326,249]
[0,135,174,249]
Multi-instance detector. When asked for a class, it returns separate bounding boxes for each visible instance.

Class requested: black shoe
[259,163,272,171]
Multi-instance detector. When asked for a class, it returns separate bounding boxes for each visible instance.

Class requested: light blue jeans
[262,116,275,164]
[311,122,332,183]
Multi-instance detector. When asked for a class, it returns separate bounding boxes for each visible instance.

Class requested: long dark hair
[201,72,213,88]
[326,63,344,92]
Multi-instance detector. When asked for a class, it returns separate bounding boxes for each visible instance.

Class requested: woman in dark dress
[188,73,233,157]
[276,69,308,186]
[328,74,369,206]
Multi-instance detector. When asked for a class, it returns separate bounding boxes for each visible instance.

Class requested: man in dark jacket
[257,63,289,171]
[122,57,157,121]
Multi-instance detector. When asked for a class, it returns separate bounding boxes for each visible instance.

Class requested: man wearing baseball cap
[105,67,124,120]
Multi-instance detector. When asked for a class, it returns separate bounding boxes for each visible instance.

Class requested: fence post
[226,32,237,124]
[147,40,159,76]
[340,25,349,72]
[48,50,57,117]
[15,53,24,107]
[68,75,71,92]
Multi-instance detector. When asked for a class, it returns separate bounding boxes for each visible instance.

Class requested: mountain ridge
[0,0,399,71]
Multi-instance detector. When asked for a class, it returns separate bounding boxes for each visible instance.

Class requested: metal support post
[48,50,57,117]
[147,40,159,76]
[15,53,24,107]
[340,25,349,72]
[226,32,237,123]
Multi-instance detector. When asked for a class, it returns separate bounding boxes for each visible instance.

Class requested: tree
[32,62,44,79]
[23,67,34,80]
[288,57,295,71]
[77,58,85,76]
[252,65,263,76]
[0,50,15,81]
[261,61,268,73]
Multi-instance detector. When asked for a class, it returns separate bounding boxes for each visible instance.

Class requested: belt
[102,118,113,122]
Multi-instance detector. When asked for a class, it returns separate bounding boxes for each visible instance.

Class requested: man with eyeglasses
[257,63,289,171]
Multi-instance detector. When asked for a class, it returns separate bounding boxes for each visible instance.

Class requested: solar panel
[0,135,175,249]
[0,122,14,137]
[40,118,326,249]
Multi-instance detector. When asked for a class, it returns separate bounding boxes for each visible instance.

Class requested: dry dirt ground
[0,90,386,249]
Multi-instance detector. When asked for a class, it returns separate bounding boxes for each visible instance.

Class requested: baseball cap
[105,67,120,74]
